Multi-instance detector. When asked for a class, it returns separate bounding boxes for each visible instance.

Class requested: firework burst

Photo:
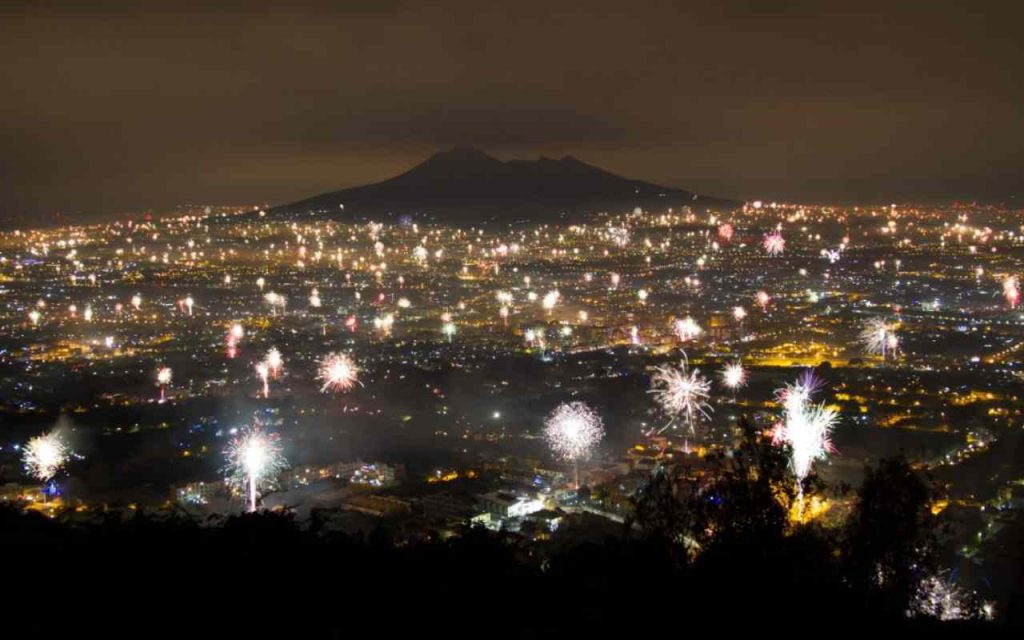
[859,317,900,359]
[1003,275,1020,309]
[265,348,283,377]
[719,361,747,393]
[23,431,69,482]
[255,361,270,397]
[544,402,604,487]
[544,402,605,463]
[649,358,713,433]
[319,352,361,393]
[156,367,172,402]
[264,291,287,314]
[910,573,994,621]
[542,290,560,313]
[673,316,703,342]
[774,372,838,487]
[763,230,785,256]
[224,423,286,512]
[607,227,630,247]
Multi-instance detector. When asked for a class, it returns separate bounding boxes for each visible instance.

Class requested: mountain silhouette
[265,147,738,223]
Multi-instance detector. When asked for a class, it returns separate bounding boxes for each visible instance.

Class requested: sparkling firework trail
[23,431,69,482]
[318,352,361,393]
[649,358,713,433]
[224,423,286,512]
[255,361,270,397]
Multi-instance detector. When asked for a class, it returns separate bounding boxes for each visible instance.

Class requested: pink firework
[718,223,734,242]
[756,290,772,311]
[1003,276,1020,309]
[265,348,283,377]
[763,230,785,256]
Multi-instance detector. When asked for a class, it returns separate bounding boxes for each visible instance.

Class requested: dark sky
[2,1,1022,223]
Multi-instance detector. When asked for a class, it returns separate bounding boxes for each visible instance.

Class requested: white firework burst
[318,352,361,393]
[544,402,605,463]
[23,431,69,482]
[156,367,172,386]
[674,316,703,342]
[264,291,287,313]
[607,227,630,247]
[859,317,900,359]
[649,359,713,433]
[774,372,838,484]
[224,423,287,512]
[719,361,747,392]
[156,366,172,402]
[265,348,283,376]
[542,290,560,313]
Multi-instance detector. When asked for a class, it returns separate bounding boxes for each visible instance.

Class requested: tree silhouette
[843,455,938,617]
[692,418,794,549]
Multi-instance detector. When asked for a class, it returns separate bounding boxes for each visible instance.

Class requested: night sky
[2,1,1022,223]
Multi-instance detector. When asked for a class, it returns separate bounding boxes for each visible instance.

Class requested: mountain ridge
[263,148,739,223]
